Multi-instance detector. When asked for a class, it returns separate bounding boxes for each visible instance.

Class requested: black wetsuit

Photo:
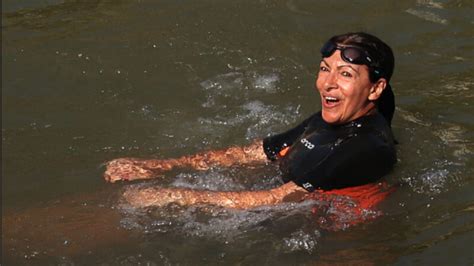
[263,111,396,192]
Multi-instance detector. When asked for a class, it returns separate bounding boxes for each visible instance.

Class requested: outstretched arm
[104,140,268,183]
[122,181,308,209]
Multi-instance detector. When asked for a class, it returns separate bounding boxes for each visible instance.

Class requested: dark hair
[325,32,395,126]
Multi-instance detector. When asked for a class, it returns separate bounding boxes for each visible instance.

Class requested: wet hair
[324,32,396,126]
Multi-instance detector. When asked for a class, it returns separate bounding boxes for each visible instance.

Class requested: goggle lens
[321,41,372,66]
[342,47,364,63]
[320,41,382,78]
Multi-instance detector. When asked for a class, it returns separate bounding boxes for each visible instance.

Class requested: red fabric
[320,182,395,209]
[305,182,396,230]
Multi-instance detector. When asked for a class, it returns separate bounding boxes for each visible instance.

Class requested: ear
[368,78,387,101]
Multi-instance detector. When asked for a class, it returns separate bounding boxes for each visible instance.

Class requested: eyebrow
[321,59,360,74]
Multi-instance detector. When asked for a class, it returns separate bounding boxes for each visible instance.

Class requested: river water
[2,0,473,265]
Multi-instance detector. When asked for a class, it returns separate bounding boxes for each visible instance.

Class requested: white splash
[252,73,280,93]
[171,171,246,191]
[282,230,320,253]
[403,162,452,195]
[119,197,318,242]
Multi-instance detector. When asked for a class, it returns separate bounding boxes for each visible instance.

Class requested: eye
[341,71,353,78]
[320,66,329,72]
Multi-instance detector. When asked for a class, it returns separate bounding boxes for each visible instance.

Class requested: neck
[350,102,378,123]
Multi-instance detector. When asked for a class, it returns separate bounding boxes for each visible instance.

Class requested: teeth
[325,96,338,101]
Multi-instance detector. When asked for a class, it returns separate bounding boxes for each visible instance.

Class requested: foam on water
[198,99,300,141]
[403,163,451,195]
[281,229,321,254]
[243,100,300,139]
[178,202,317,240]
[199,70,281,109]
[198,71,299,140]
[171,170,247,191]
[252,73,280,93]
[119,196,319,242]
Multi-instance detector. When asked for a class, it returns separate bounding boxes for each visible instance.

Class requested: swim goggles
[320,41,382,77]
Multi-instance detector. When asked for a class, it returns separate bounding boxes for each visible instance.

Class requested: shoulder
[325,113,396,164]
[330,114,397,166]
[343,112,395,144]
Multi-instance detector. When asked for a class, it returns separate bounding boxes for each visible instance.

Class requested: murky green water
[2,0,474,265]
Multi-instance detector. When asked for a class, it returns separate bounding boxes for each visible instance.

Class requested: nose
[322,70,338,91]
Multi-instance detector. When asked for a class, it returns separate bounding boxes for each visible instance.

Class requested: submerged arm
[122,182,308,209]
[104,140,267,183]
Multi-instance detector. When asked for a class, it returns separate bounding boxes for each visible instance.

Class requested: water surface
[2,0,474,264]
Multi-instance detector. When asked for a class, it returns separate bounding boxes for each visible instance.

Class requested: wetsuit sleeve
[262,114,317,161]
[282,133,396,191]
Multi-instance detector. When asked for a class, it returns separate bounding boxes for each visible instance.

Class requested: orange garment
[319,181,395,209]
[305,182,396,230]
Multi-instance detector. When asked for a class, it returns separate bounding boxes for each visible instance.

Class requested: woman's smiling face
[316,50,382,125]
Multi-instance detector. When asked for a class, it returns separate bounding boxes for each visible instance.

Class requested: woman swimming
[104,32,397,209]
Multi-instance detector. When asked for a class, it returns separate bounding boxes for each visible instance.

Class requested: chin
[321,111,340,124]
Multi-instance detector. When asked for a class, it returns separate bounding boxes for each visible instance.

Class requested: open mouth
[324,96,340,105]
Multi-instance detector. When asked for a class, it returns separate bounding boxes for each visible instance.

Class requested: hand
[104,158,174,183]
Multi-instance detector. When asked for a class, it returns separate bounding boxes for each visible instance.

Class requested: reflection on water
[2,0,474,264]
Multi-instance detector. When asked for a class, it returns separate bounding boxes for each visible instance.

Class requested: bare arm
[123,182,308,209]
[104,140,268,183]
